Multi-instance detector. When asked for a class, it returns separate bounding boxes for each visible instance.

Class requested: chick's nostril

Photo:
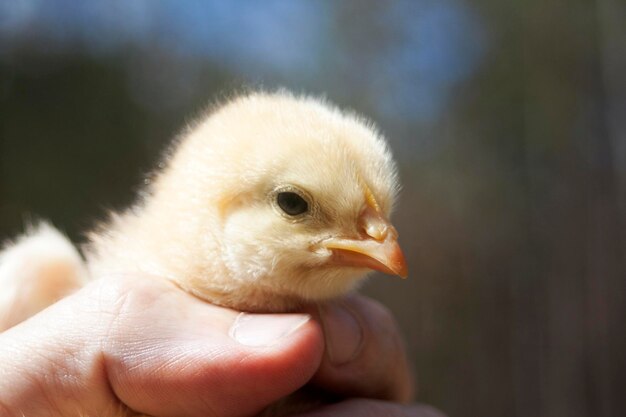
[362,221,388,241]
[358,204,390,242]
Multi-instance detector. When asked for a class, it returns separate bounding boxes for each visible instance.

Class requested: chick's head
[150,92,407,310]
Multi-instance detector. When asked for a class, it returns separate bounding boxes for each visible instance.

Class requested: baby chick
[84,91,407,313]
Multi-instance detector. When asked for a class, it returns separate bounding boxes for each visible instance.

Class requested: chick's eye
[277,192,309,216]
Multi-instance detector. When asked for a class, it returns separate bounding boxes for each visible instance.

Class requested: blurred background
[1,1,624,416]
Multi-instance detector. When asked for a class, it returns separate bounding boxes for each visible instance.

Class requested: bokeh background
[1,1,624,416]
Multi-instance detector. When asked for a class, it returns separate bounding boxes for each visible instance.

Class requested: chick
[84,91,407,312]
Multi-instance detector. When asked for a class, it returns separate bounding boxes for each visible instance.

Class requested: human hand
[290,295,446,417]
[0,274,445,417]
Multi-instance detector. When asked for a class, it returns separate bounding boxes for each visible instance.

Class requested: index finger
[309,295,414,402]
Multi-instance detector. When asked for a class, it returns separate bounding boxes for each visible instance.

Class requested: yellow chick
[1,89,406,321]
[85,91,407,313]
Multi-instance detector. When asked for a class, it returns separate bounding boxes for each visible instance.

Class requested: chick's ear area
[220,201,296,279]
[216,187,260,220]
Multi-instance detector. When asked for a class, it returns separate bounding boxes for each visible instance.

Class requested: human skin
[0,274,445,417]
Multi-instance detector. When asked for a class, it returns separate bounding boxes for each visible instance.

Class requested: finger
[101,275,324,417]
[293,399,447,417]
[309,295,414,402]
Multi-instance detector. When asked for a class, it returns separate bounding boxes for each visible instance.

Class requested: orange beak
[315,205,408,278]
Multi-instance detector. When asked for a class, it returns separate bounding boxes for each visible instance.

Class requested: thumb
[101,277,324,417]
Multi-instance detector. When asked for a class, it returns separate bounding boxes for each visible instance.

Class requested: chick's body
[85,92,405,312]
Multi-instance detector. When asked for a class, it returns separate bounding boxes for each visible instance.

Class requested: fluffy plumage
[0,223,87,330]
[84,91,407,312]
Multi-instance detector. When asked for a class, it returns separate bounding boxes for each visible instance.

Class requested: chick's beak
[317,205,408,278]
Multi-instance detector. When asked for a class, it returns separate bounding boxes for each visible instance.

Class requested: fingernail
[229,313,311,347]
[320,302,364,365]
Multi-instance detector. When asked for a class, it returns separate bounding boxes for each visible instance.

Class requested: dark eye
[277,192,309,216]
